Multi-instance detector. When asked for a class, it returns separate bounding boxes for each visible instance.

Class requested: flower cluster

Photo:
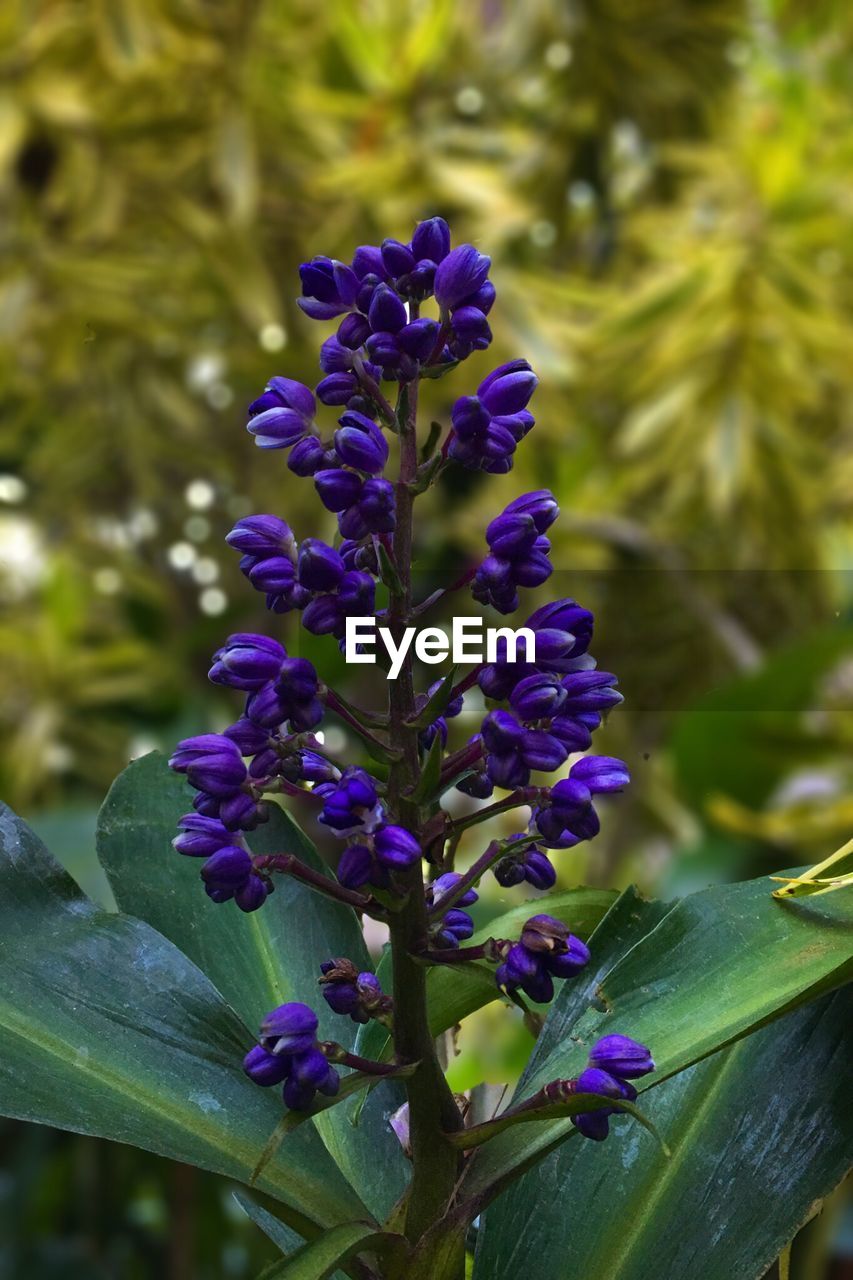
[318,959,392,1025]
[472,489,557,613]
[572,1035,655,1141]
[449,360,538,473]
[496,914,591,1004]
[426,873,478,949]
[168,217,652,1157]
[243,1002,340,1110]
[315,767,422,890]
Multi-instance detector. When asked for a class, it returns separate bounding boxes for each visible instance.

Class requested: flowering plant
[1,220,852,1280]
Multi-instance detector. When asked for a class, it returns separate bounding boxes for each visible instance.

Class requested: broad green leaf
[258,1221,405,1279]
[0,802,365,1233]
[355,888,617,1062]
[234,1192,304,1259]
[463,869,853,1200]
[475,987,853,1280]
[96,753,409,1219]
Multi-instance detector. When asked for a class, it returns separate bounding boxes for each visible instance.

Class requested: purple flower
[245,1003,341,1110]
[449,362,537,473]
[243,1045,291,1086]
[374,824,421,869]
[247,377,316,450]
[411,216,451,265]
[534,756,630,848]
[319,959,391,1024]
[200,845,270,912]
[334,411,389,474]
[478,597,595,701]
[572,1067,637,1142]
[316,767,383,837]
[208,633,286,690]
[426,873,478,948]
[260,1002,319,1054]
[588,1034,655,1080]
[169,734,247,797]
[496,914,590,1003]
[435,244,491,311]
[172,813,235,858]
[472,490,556,613]
[225,515,296,559]
[298,257,359,320]
[493,838,556,890]
[297,539,345,592]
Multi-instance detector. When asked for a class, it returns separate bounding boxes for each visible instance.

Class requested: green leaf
[419,420,443,462]
[257,1221,405,1279]
[446,1092,663,1152]
[234,1192,304,1258]
[376,542,403,596]
[475,987,853,1280]
[463,869,853,1202]
[0,802,366,1234]
[355,888,618,1063]
[406,667,458,730]
[96,753,409,1220]
[409,730,444,803]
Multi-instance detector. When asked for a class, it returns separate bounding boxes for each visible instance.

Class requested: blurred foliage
[2,0,853,1275]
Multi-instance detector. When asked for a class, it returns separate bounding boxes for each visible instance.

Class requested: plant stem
[446,787,543,836]
[386,374,464,1246]
[252,854,384,916]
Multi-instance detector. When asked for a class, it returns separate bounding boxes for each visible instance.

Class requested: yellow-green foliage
[1,0,852,806]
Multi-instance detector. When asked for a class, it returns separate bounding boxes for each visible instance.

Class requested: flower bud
[434,244,491,310]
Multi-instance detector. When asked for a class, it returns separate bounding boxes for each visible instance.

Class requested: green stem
[386,375,464,1246]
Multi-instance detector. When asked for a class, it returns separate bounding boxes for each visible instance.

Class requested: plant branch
[253,854,385,917]
[385,370,464,1245]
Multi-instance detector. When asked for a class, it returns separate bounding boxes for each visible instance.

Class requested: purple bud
[520,728,568,773]
[368,283,408,335]
[260,1002,318,1055]
[314,468,363,512]
[246,556,297,595]
[319,334,354,373]
[173,814,234,858]
[226,515,295,558]
[486,511,538,559]
[235,874,271,912]
[301,595,342,636]
[243,1045,291,1086]
[510,674,567,721]
[334,412,389,474]
[297,538,345,592]
[355,476,396,534]
[337,312,371,350]
[434,244,491,310]
[209,633,286,690]
[373,824,421,869]
[288,436,330,476]
[397,318,440,361]
[337,844,374,888]
[201,845,253,889]
[588,1034,655,1080]
[478,360,538,415]
[411,216,451,264]
[571,755,630,794]
[317,372,359,405]
[381,238,416,277]
[503,489,558,534]
[352,245,389,281]
[561,671,623,715]
[451,306,492,349]
[169,735,247,796]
